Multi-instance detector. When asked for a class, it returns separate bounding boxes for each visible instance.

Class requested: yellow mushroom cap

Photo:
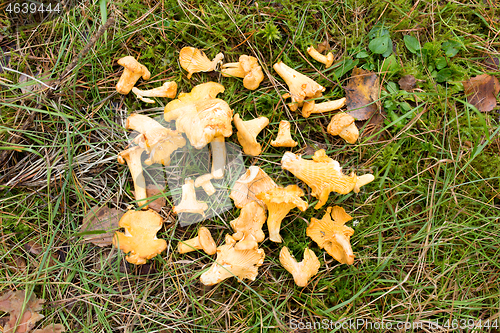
[116,56,151,95]
[179,46,224,79]
[256,185,308,243]
[200,234,265,285]
[230,201,267,246]
[112,209,166,265]
[221,55,264,90]
[279,247,320,287]
[233,114,269,156]
[281,149,374,209]
[178,226,217,255]
[307,206,355,265]
[327,113,359,144]
[230,166,278,208]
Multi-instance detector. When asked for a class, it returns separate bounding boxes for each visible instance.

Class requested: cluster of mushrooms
[112,46,374,287]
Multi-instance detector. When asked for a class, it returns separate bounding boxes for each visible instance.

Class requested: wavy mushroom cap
[230,201,267,245]
[113,209,166,265]
[271,120,298,148]
[230,166,278,208]
[233,114,269,156]
[327,113,359,144]
[307,206,355,265]
[179,47,224,79]
[280,247,321,287]
[221,55,264,90]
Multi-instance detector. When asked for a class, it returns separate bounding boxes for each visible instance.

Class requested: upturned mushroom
[194,173,216,196]
[126,113,186,165]
[233,114,269,156]
[271,120,298,148]
[118,146,147,208]
[307,206,355,265]
[301,97,346,118]
[281,149,374,209]
[221,55,264,90]
[230,201,266,250]
[327,112,359,144]
[113,209,167,265]
[307,45,334,68]
[178,226,216,255]
[179,46,224,79]
[256,185,308,243]
[164,82,233,178]
[279,247,320,287]
[230,166,277,208]
[173,178,208,217]
[200,234,265,285]
[273,61,325,112]
[116,56,151,95]
[132,81,178,103]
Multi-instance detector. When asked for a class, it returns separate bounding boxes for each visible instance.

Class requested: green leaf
[368,22,390,39]
[435,57,448,70]
[380,54,400,74]
[382,38,393,57]
[436,68,453,82]
[404,35,421,54]
[356,51,370,59]
[386,81,399,94]
[441,40,461,57]
[369,35,391,54]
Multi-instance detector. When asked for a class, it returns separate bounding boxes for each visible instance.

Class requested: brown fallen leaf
[345,67,381,120]
[24,241,58,268]
[0,290,45,333]
[316,40,330,53]
[398,75,417,92]
[483,56,499,71]
[33,324,65,333]
[146,184,166,213]
[463,74,500,112]
[80,206,122,247]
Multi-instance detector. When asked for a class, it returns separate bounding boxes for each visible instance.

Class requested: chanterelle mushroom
[256,185,308,243]
[280,247,320,287]
[195,173,216,196]
[271,120,298,147]
[164,82,233,178]
[173,178,208,217]
[233,114,269,156]
[281,150,374,209]
[273,61,325,112]
[221,55,264,90]
[179,46,224,79]
[230,201,266,250]
[118,146,147,208]
[200,234,265,286]
[178,226,216,255]
[126,113,186,165]
[230,166,277,208]
[301,97,346,118]
[132,81,177,104]
[116,56,151,95]
[113,209,167,265]
[327,112,359,144]
[307,45,334,68]
[307,206,355,265]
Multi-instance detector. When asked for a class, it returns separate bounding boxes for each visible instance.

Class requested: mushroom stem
[307,45,334,68]
[266,203,294,243]
[354,174,375,193]
[195,173,216,196]
[334,234,355,265]
[211,136,226,179]
[178,237,203,253]
[173,178,208,216]
[220,62,245,78]
[132,82,178,103]
[302,98,346,118]
[118,146,148,209]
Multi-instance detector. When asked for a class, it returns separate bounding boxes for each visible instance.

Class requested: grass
[1,0,500,332]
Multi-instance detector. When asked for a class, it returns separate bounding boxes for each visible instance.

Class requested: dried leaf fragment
[33,324,66,333]
[463,74,500,112]
[345,67,380,120]
[398,75,416,92]
[80,206,122,247]
[0,290,45,333]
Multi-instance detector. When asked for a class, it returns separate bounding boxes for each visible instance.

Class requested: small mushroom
[179,46,224,79]
[230,201,266,250]
[116,56,151,95]
[327,112,359,144]
[200,234,265,285]
[221,55,264,90]
[271,120,298,148]
[173,178,208,217]
[195,173,216,196]
[281,149,374,209]
[210,135,226,179]
[273,61,325,112]
[178,226,216,255]
[307,45,334,68]
[132,81,178,103]
[301,97,346,118]
[233,114,269,156]
[307,206,355,265]
[126,113,186,165]
[279,247,320,287]
[230,166,277,208]
[256,185,308,243]
[118,146,147,209]
[113,209,167,265]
